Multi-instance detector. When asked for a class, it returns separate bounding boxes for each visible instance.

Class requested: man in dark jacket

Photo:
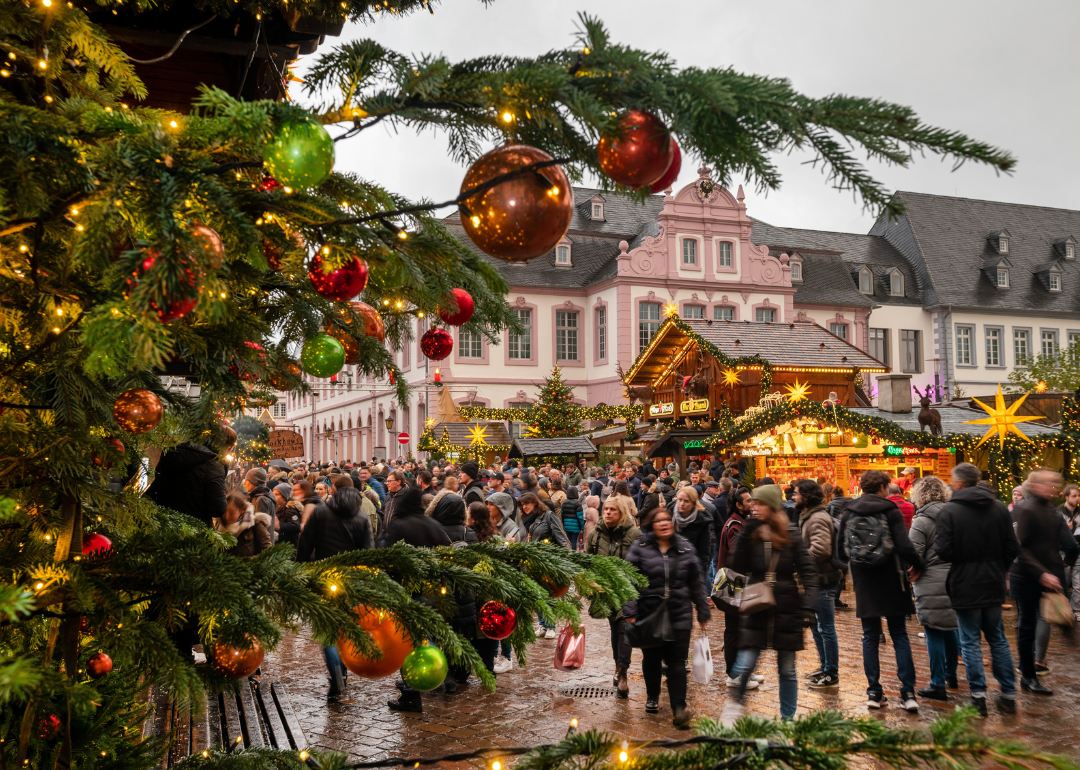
[709,453,725,482]
[837,469,924,712]
[459,461,486,506]
[935,462,1020,714]
[243,467,278,543]
[1009,468,1079,696]
[144,442,228,527]
[377,470,408,547]
[719,487,754,686]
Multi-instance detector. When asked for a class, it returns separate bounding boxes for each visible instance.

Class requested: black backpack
[844,511,894,567]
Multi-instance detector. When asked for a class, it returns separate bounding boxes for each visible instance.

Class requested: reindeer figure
[617,361,653,406]
[917,385,942,435]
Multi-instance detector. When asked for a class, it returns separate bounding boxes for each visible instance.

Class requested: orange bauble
[458,144,572,263]
[597,111,673,188]
[540,576,570,598]
[211,637,265,679]
[326,324,360,365]
[351,301,385,344]
[113,389,163,434]
[190,224,224,268]
[337,605,413,679]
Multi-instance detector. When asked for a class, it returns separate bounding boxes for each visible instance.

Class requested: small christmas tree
[527,366,584,439]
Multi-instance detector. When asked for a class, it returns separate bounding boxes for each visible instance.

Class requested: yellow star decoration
[425,417,435,428]
[663,301,680,317]
[964,384,1040,450]
[466,423,490,447]
[785,378,811,403]
[1036,381,1048,393]
[722,368,741,387]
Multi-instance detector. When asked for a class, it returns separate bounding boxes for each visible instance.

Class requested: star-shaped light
[722,368,741,387]
[1036,381,1048,393]
[964,384,1040,450]
[663,301,680,317]
[466,423,489,447]
[425,417,435,429]
[785,378,811,403]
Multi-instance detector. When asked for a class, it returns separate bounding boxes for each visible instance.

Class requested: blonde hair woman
[672,486,713,577]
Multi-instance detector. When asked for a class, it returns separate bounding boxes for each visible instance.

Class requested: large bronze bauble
[211,637,265,679]
[597,110,673,188]
[458,144,572,263]
[351,301,385,344]
[337,605,413,679]
[113,389,163,434]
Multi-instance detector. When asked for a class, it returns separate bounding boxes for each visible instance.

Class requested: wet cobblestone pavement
[265,589,1080,764]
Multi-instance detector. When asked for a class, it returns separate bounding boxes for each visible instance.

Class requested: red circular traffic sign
[397,432,410,445]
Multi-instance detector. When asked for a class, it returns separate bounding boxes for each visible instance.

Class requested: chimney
[875,374,913,413]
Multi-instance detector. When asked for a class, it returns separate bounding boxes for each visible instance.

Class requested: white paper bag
[691,634,713,684]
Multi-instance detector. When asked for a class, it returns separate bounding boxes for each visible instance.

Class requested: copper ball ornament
[337,605,414,679]
[420,327,453,361]
[309,253,369,301]
[211,637,265,679]
[113,389,163,434]
[351,301,385,344]
[190,224,224,268]
[87,652,113,679]
[478,601,516,640]
[458,144,572,263]
[597,110,673,188]
[648,139,682,193]
[437,288,475,327]
[326,324,360,366]
[540,576,569,598]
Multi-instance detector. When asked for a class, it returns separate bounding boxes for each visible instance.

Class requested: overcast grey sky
[296,0,1080,234]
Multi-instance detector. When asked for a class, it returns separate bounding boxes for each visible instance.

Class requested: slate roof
[443,187,663,289]
[870,191,1080,313]
[750,220,921,306]
[685,318,888,371]
[849,406,1058,438]
[433,421,511,446]
[509,437,598,458]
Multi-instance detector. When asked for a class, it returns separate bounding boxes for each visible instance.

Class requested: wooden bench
[142,672,307,766]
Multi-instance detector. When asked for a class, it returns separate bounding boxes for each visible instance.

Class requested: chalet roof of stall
[624,317,889,387]
[434,421,512,446]
[509,437,597,459]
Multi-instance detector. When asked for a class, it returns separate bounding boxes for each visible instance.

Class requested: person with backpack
[836,469,924,712]
[559,486,585,550]
[794,479,843,689]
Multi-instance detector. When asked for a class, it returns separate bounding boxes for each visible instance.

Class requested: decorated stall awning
[509,437,597,460]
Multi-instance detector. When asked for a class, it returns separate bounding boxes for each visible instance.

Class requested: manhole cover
[558,684,618,698]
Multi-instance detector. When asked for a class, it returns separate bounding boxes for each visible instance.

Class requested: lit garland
[458,404,645,423]
[417,426,509,462]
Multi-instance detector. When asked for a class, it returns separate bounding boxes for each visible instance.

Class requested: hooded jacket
[907,499,956,628]
[247,483,278,544]
[144,443,226,527]
[622,532,711,632]
[431,494,479,545]
[935,486,1020,609]
[384,487,452,548]
[559,488,585,535]
[837,493,922,618]
[461,478,486,507]
[296,487,375,562]
[215,507,272,557]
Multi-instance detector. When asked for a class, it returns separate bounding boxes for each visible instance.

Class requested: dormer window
[988,229,1012,255]
[889,269,904,297]
[1050,273,1061,291]
[1054,236,1076,259]
[858,266,873,294]
[555,243,571,266]
[999,237,1009,254]
[790,261,802,281]
[996,268,1010,288]
[591,203,603,219]
[1068,245,1075,259]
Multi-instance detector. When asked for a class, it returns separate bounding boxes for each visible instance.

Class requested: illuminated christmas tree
[527,366,584,439]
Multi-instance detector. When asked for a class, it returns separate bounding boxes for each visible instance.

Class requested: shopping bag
[553,624,585,671]
[1040,589,1073,627]
[691,634,713,684]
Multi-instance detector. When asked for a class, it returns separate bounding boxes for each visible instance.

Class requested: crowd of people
[145,437,1080,726]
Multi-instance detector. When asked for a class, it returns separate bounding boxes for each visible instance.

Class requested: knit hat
[487,492,515,519]
[750,484,783,512]
[245,467,268,485]
[460,461,480,480]
[275,482,293,499]
[666,462,677,473]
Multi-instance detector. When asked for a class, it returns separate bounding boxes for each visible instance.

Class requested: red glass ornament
[37,715,61,741]
[125,249,202,323]
[337,605,414,679]
[597,111,673,188]
[351,301,385,344]
[648,140,682,193]
[87,652,113,679]
[92,437,125,469]
[309,253,369,301]
[82,533,113,558]
[113,389,163,433]
[190,224,224,268]
[388,369,396,385]
[211,637,265,679]
[478,601,516,640]
[420,327,453,361]
[458,144,573,263]
[437,288,475,326]
[258,175,282,193]
[230,341,267,381]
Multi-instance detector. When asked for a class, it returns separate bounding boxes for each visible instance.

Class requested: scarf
[672,508,698,532]
[215,506,254,536]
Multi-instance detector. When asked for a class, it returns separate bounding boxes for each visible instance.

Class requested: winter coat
[462,479,486,507]
[907,500,957,629]
[277,499,301,548]
[825,496,850,522]
[296,488,375,562]
[585,522,641,559]
[622,532,711,632]
[215,508,272,558]
[365,476,387,503]
[384,488,453,548]
[729,519,818,650]
[719,510,746,570]
[424,488,456,517]
[706,492,728,535]
[247,484,278,543]
[496,515,519,542]
[549,490,567,510]
[566,468,583,488]
[144,443,227,527]
[583,502,599,543]
[1010,495,1078,586]
[560,498,584,534]
[798,504,843,586]
[837,493,923,618]
[520,508,570,548]
[431,494,479,546]
[673,505,713,576]
[709,458,724,480]
[377,487,403,546]
[935,486,1019,609]
[889,495,916,529]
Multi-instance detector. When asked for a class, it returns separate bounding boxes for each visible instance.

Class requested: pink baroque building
[284,167,876,463]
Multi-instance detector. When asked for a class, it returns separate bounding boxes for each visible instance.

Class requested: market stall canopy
[433,421,511,447]
[509,437,597,460]
[849,406,1058,440]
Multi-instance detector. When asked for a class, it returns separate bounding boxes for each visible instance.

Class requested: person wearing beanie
[721,483,817,726]
[459,461,485,506]
[243,466,277,544]
[274,482,302,548]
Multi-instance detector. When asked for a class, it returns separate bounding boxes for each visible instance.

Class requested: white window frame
[889,269,904,297]
[996,268,1010,288]
[999,237,1009,254]
[639,302,662,353]
[858,267,873,294]
[716,241,733,268]
[1013,328,1031,366]
[829,322,848,340]
[1067,244,1075,259]
[1041,329,1059,358]
[555,310,579,361]
[790,261,802,281]
[985,327,1002,367]
[1050,272,1061,291]
[596,307,607,361]
[591,202,604,220]
[683,304,705,319]
[714,306,734,321]
[509,308,532,360]
[682,238,697,265]
[755,307,776,323]
[458,328,483,359]
[868,327,889,366]
[901,329,922,374]
[555,244,571,266]
[955,325,973,366]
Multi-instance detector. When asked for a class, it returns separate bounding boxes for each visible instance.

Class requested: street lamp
[384,415,395,462]
[325,426,337,466]
[384,415,394,433]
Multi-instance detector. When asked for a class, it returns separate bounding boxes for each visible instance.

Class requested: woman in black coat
[623,507,711,729]
[672,487,713,577]
[723,484,817,724]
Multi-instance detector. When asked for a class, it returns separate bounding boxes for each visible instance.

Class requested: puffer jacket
[296,487,375,561]
[798,504,843,586]
[144,442,227,527]
[729,519,818,651]
[623,532,711,633]
[560,497,584,534]
[936,485,1021,608]
[907,500,956,629]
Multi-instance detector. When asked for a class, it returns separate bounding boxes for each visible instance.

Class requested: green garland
[458,404,644,422]
[416,426,509,462]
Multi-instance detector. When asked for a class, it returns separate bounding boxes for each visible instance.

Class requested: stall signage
[679,398,709,415]
[649,402,675,417]
[683,439,705,449]
[268,430,304,458]
[742,447,773,456]
[885,446,923,456]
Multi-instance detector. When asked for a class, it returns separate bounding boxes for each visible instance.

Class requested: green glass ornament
[301,333,345,378]
[264,119,335,189]
[401,644,448,692]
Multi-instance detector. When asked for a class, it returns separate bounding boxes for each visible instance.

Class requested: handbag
[553,624,586,671]
[691,633,713,684]
[739,541,780,615]
[1040,589,1073,627]
[625,550,677,649]
[711,568,746,612]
